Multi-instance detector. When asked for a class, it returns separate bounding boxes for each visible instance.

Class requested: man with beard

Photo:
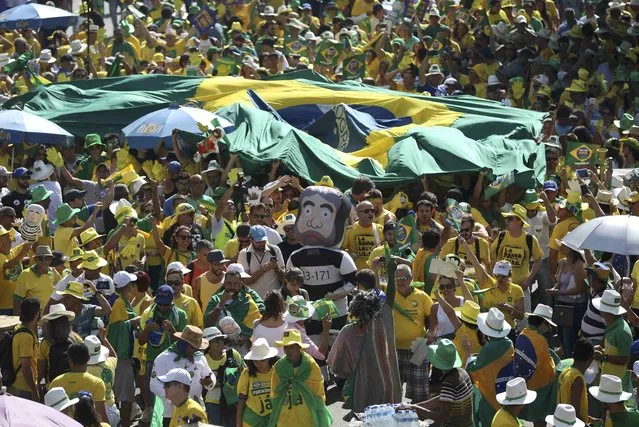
[2,167,31,219]
[193,250,228,310]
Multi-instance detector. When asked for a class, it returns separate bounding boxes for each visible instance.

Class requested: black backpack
[48,339,72,382]
[495,231,534,260]
[0,326,34,387]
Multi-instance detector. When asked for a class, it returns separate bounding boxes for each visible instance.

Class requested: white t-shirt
[524,210,555,259]
[52,272,115,301]
[237,244,285,298]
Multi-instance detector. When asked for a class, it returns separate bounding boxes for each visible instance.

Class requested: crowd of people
[3,0,639,426]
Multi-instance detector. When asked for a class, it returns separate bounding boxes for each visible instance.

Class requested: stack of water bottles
[362,404,420,426]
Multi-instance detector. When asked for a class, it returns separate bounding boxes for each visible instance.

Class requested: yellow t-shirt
[87,357,117,407]
[440,237,491,269]
[11,325,38,392]
[491,408,520,426]
[196,273,222,310]
[351,0,375,16]
[343,222,384,270]
[631,260,639,309]
[412,248,436,284]
[237,368,273,420]
[392,288,433,349]
[557,367,588,423]
[270,354,325,426]
[490,231,543,285]
[223,238,241,260]
[14,267,61,314]
[480,277,524,328]
[173,294,203,328]
[50,371,106,401]
[0,244,24,310]
[53,226,79,258]
[170,397,208,427]
[548,217,581,252]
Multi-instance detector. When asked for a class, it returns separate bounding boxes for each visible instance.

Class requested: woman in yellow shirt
[151,219,196,269]
[237,338,279,426]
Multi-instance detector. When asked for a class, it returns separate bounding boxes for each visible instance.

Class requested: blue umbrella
[0,3,78,30]
[121,104,234,149]
[0,109,73,145]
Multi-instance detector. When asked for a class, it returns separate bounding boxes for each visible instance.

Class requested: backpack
[48,339,72,382]
[0,326,34,387]
[495,231,533,261]
[246,246,276,267]
[217,348,241,407]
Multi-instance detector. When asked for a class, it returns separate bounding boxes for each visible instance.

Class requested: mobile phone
[576,168,588,179]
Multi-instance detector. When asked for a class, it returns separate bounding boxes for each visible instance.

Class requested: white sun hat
[496,377,537,405]
[477,307,512,338]
[589,374,632,403]
[244,338,278,360]
[545,404,585,427]
[592,289,627,315]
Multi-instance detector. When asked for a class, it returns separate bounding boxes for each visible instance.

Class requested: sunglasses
[460,227,472,233]
[396,275,411,280]
[358,208,374,214]
[496,274,509,279]
[167,281,182,287]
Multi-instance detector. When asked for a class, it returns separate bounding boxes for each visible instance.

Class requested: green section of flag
[214,57,240,76]
[394,212,419,253]
[283,30,307,56]
[566,141,597,167]
[484,171,515,199]
[315,39,342,67]
[342,53,366,80]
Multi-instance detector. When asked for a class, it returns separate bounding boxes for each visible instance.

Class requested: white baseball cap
[157,368,192,386]
[113,271,137,289]
[226,263,250,278]
[85,335,109,365]
[166,261,191,275]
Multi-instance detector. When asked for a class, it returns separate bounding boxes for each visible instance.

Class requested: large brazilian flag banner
[4,71,547,190]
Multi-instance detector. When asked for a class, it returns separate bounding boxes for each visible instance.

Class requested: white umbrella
[562,215,639,255]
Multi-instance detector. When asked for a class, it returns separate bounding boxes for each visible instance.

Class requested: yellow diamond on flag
[569,144,593,163]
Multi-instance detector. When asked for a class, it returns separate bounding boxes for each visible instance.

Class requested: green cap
[30,185,54,203]
[520,189,542,208]
[119,20,134,36]
[207,46,221,56]
[391,37,405,47]
[213,186,227,198]
[617,113,634,130]
[85,133,103,149]
[188,5,200,14]
[172,19,184,27]
[54,203,81,225]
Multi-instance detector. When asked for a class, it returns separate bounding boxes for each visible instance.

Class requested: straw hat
[55,282,89,301]
[526,303,556,327]
[80,250,108,270]
[496,377,537,405]
[80,228,104,246]
[173,325,209,350]
[477,307,512,338]
[589,374,632,403]
[275,328,310,348]
[41,303,76,321]
[545,404,585,427]
[592,289,627,316]
[501,204,530,227]
[244,338,278,360]
[456,301,480,324]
